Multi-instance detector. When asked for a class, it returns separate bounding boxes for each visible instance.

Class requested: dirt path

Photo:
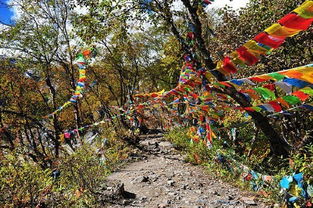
[106,134,270,208]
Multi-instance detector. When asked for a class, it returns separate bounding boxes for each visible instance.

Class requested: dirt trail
[106,134,269,208]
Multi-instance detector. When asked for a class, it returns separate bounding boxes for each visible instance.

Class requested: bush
[0,132,131,207]
[0,151,52,207]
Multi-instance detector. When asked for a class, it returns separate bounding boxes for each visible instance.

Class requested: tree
[132,0,298,156]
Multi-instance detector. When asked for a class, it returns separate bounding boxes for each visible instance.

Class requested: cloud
[210,0,250,10]
[171,0,250,13]
[7,0,21,22]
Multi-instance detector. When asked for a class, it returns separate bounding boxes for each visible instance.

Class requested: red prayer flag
[222,57,237,73]
[263,84,276,91]
[244,107,256,112]
[236,46,259,65]
[190,92,199,99]
[254,32,285,48]
[249,77,268,82]
[203,0,212,4]
[292,91,310,101]
[201,106,209,112]
[187,32,195,39]
[206,119,212,144]
[278,13,313,30]
[268,101,282,112]
[219,81,233,87]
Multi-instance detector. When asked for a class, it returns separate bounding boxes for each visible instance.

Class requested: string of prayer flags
[222,64,313,93]
[179,63,197,85]
[243,87,313,113]
[47,48,97,117]
[279,172,312,207]
[201,0,213,7]
[133,89,165,98]
[215,1,313,75]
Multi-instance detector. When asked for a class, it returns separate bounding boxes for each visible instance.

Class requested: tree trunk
[170,0,290,156]
[225,87,290,156]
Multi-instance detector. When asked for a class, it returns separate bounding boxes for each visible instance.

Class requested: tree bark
[167,0,290,156]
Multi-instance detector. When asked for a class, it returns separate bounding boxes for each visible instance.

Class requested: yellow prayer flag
[243,40,268,55]
[59,134,65,143]
[293,1,313,19]
[230,51,246,65]
[265,23,301,37]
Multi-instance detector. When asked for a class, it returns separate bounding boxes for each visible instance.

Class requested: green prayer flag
[251,106,262,112]
[300,87,313,96]
[268,72,285,81]
[282,95,301,105]
[253,87,276,100]
[215,83,226,88]
[184,87,191,92]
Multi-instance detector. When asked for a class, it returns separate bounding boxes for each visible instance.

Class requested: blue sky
[0,0,249,26]
[0,0,14,25]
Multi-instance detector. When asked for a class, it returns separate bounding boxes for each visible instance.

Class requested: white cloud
[7,0,21,22]
[172,0,250,11]
[210,0,250,10]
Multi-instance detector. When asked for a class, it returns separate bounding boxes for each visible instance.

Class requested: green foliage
[164,127,190,150]
[0,152,53,207]
[40,145,109,207]
[289,144,313,183]
[166,126,313,205]
[0,131,131,207]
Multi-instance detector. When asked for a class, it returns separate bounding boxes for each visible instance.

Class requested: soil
[105,134,270,208]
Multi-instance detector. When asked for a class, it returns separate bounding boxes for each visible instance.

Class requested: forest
[0,0,312,207]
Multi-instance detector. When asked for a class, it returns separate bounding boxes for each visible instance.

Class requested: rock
[175,196,182,200]
[168,192,175,196]
[174,170,181,175]
[167,180,175,186]
[213,191,221,196]
[149,174,159,182]
[96,181,136,205]
[241,197,257,205]
[159,141,173,148]
[184,200,190,205]
[182,184,188,190]
[196,198,207,204]
[139,196,147,201]
[158,200,171,208]
[133,176,149,183]
[158,203,167,208]
[195,189,202,194]
[228,195,235,200]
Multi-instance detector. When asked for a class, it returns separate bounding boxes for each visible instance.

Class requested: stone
[182,184,188,190]
[133,176,149,183]
[228,195,235,200]
[241,197,257,205]
[167,180,175,186]
[213,191,221,196]
[168,192,176,196]
[195,190,202,194]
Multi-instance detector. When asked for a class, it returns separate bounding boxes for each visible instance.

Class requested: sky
[210,0,250,10]
[0,0,14,25]
[0,0,250,26]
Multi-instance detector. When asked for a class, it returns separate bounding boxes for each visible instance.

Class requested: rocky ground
[105,134,270,208]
